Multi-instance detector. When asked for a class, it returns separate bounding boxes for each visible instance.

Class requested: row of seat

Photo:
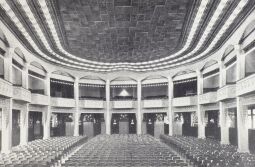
[63,134,189,167]
[0,136,88,167]
[160,135,255,167]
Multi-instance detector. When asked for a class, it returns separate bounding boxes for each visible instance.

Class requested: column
[168,76,174,136]
[1,99,12,153]
[105,79,111,134]
[136,80,142,135]
[4,47,14,82]
[43,72,51,139]
[236,44,249,152]
[1,47,13,153]
[197,70,205,139]
[20,104,29,145]
[73,77,80,136]
[219,60,229,144]
[237,97,249,152]
[20,62,29,145]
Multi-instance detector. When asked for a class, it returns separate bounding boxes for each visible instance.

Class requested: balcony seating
[63,134,188,167]
[0,136,88,167]
[160,135,255,167]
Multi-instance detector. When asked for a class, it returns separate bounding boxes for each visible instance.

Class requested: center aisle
[62,134,188,167]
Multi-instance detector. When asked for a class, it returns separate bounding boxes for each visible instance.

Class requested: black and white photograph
[0,0,255,166]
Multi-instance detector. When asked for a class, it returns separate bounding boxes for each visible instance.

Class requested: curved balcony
[13,86,31,103]
[217,84,236,101]
[236,74,255,96]
[0,78,12,98]
[51,97,75,108]
[199,92,217,104]
[111,100,137,109]
[142,99,168,108]
[31,93,49,106]
[79,99,105,109]
[173,96,197,107]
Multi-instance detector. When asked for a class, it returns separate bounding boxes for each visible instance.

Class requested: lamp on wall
[119,89,130,97]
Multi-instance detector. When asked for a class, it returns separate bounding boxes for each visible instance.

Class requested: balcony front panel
[79,99,105,109]
[112,100,136,109]
[143,99,168,108]
[173,96,197,107]
[13,86,31,102]
[199,92,217,104]
[0,78,12,98]
[236,74,255,96]
[51,97,76,108]
[217,84,236,101]
[31,93,49,106]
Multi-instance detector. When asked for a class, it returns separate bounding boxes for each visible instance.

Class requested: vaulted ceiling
[0,0,254,72]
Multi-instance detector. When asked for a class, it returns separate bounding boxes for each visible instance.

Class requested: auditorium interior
[0,0,255,166]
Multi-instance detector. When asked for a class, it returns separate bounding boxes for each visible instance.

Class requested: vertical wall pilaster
[197,70,205,139]
[105,79,111,134]
[168,76,174,136]
[20,104,29,145]
[74,77,80,136]
[219,102,229,144]
[4,47,14,82]
[43,72,51,139]
[137,80,142,135]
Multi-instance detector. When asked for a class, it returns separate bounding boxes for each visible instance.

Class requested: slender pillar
[136,80,142,134]
[105,79,111,134]
[235,44,249,152]
[237,97,249,152]
[219,60,229,144]
[168,76,174,136]
[197,70,205,139]
[43,72,51,139]
[74,77,80,136]
[4,47,14,82]
[20,104,29,145]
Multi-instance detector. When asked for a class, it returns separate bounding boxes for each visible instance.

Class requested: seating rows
[0,136,88,167]
[160,135,255,167]
[63,134,188,167]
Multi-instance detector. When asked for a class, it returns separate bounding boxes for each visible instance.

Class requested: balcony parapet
[51,97,75,108]
[199,92,217,104]
[237,74,255,96]
[31,93,49,106]
[13,86,31,103]
[111,100,136,109]
[217,84,236,101]
[142,99,168,108]
[173,96,197,107]
[79,99,105,109]
[0,78,12,98]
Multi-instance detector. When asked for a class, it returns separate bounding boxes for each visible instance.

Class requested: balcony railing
[13,86,31,103]
[142,99,168,108]
[236,74,255,96]
[173,96,197,107]
[199,91,217,104]
[51,97,76,108]
[217,84,236,101]
[79,99,105,109]
[111,100,136,109]
[31,93,49,106]
[0,78,12,98]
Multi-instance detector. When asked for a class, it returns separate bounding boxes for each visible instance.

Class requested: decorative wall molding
[29,104,45,112]
[111,100,137,109]
[142,107,168,113]
[236,74,255,96]
[142,99,168,108]
[224,99,237,109]
[79,99,105,109]
[13,86,31,103]
[50,97,75,108]
[51,107,76,113]
[79,108,105,113]
[31,93,49,106]
[0,78,12,98]
[173,96,197,107]
[217,84,236,101]
[111,108,137,113]
[199,92,217,104]
[201,103,219,111]
[173,106,197,112]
